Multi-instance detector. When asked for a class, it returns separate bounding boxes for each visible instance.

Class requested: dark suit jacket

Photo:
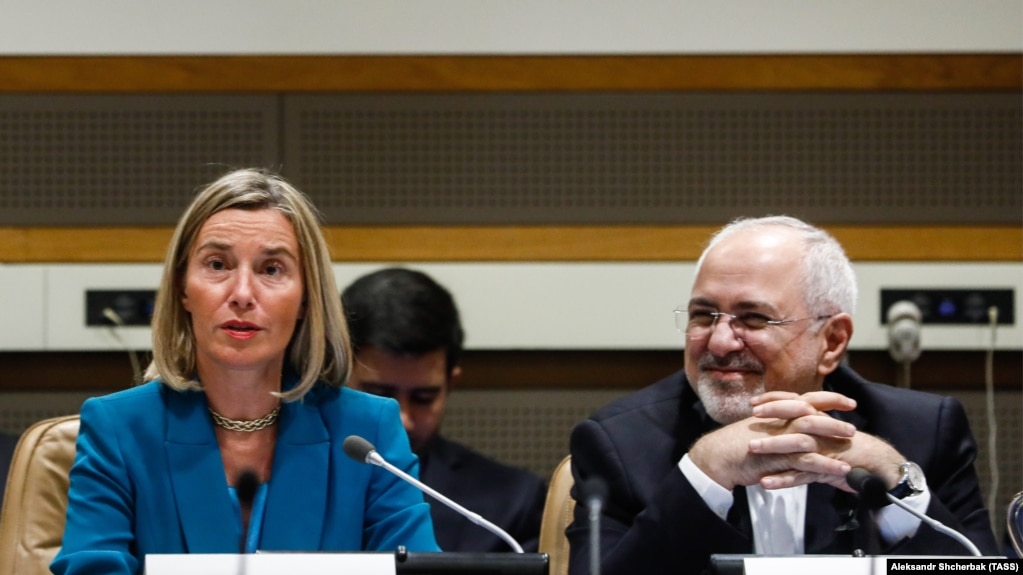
[567,366,998,575]
[419,434,547,552]
[52,379,439,575]
[0,431,19,510]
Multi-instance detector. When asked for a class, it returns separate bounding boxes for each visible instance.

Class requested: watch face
[903,462,926,491]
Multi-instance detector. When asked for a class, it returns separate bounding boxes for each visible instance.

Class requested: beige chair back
[1009,490,1023,558]
[538,455,575,575]
[0,415,79,575]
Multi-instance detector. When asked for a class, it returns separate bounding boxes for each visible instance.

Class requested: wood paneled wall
[1,225,1020,263]
[0,55,1018,93]
[1,54,1019,263]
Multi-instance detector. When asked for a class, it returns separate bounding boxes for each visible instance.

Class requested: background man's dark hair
[342,267,464,374]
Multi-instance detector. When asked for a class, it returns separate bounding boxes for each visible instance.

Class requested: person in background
[0,431,18,509]
[342,267,547,553]
[53,168,438,575]
[567,215,998,575]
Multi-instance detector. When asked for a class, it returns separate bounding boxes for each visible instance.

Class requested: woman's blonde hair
[143,168,350,401]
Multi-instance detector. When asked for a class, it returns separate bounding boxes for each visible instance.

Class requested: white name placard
[146,552,395,575]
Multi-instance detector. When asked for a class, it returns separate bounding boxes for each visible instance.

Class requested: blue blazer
[52,379,439,575]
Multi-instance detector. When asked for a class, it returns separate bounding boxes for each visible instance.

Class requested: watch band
[889,461,925,499]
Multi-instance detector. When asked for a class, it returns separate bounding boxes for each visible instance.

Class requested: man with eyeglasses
[342,267,547,553]
[567,216,997,575]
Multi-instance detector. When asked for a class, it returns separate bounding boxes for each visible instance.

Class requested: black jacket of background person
[567,365,999,575]
[0,431,18,505]
[419,434,547,552]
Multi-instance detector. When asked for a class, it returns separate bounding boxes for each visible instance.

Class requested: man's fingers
[751,390,857,413]
[749,433,822,455]
[750,391,801,405]
[749,428,852,455]
[798,391,857,412]
[751,399,817,419]
[759,469,853,491]
[749,414,856,442]
[748,453,851,489]
[787,414,856,437]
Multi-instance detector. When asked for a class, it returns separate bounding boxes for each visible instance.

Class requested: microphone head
[235,469,260,507]
[343,435,377,463]
[847,467,888,509]
[581,476,608,504]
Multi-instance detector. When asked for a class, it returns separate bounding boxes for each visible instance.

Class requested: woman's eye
[208,260,226,271]
[265,264,282,276]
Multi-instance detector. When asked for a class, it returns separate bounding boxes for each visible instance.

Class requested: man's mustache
[697,353,764,372]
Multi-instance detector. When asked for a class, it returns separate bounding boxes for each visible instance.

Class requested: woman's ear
[818,313,853,376]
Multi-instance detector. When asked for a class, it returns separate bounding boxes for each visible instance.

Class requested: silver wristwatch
[888,461,925,499]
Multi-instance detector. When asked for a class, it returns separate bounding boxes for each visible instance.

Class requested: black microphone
[235,470,260,553]
[343,435,525,553]
[580,477,607,575]
[846,467,982,557]
[847,467,885,556]
[234,469,259,575]
[847,467,888,510]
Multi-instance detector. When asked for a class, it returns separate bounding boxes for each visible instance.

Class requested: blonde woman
[53,168,439,575]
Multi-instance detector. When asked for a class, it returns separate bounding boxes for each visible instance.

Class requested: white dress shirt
[679,454,931,553]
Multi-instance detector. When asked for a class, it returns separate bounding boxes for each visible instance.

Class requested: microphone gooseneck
[581,477,608,506]
[846,467,982,557]
[581,477,608,575]
[343,434,525,553]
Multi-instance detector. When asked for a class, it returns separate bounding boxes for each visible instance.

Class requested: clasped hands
[688,391,904,493]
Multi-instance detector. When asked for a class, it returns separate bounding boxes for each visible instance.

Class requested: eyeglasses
[674,308,832,340]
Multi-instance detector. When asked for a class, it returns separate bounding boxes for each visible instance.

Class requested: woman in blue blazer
[52,169,440,575]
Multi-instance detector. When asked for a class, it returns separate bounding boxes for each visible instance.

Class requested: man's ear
[447,365,462,391]
[818,313,853,376]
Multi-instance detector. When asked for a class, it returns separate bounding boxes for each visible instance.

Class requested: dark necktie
[726,485,753,540]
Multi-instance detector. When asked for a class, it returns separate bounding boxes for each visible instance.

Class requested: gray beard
[695,372,765,424]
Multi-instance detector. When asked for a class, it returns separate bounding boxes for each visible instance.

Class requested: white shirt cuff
[876,484,931,543]
[679,453,734,521]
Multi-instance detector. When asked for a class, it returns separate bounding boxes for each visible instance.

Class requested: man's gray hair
[694,215,858,317]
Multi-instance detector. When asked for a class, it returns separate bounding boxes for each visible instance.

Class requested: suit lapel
[259,396,330,550]
[804,483,861,553]
[164,389,239,553]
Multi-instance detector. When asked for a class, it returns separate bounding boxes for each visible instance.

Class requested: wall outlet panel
[85,290,158,327]
[47,265,163,350]
[0,262,1019,352]
[880,288,1015,325]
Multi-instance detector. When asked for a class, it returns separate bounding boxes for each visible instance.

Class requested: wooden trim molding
[2,225,1019,263]
[0,54,1018,93]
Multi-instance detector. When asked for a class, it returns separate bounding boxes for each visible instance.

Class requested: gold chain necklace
[208,406,280,432]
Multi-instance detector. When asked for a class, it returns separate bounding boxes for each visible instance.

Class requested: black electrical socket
[85,290,158,327]
[880,288,1015,326]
